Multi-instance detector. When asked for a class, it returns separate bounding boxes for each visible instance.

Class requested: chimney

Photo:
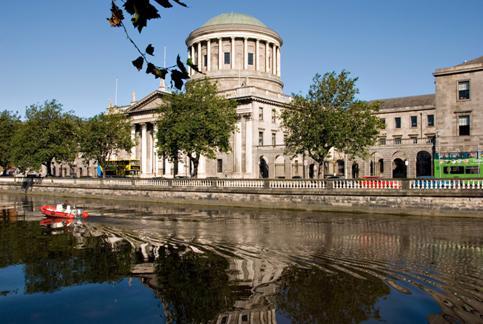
[159,78,166,91]
[131,90,137,105]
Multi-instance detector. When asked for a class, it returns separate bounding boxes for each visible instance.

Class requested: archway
[416,151,432,177]
[393,158,407,178]
[259,156,269,178]
[378,159,384,176]
[352,162,359,179]
[336,160,345,177]
[275,156,285,178]
[309,164,315,179]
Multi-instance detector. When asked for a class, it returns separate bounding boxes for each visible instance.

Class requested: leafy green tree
[80,112,134,178]
[154,245,237,323]
[281,71,383,178]
[10,100,80,176]
[0,110,21,175]
[157,79,237,177]
[275,266,390,323]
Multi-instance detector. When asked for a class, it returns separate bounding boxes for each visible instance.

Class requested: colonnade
[131,123,159,177]
[187,37,281,77]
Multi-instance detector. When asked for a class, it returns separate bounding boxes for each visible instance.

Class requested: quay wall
[0,178,482,217]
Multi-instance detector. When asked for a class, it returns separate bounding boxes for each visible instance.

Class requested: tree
[0,110,20,175]
[107,0,200,89]
[275,266,389,323]
[80,112,134,178]
[10,100,80,176]
[157,79,237,177]
[281,71,383,178]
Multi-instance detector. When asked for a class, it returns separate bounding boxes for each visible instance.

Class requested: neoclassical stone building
[107,13,482,180]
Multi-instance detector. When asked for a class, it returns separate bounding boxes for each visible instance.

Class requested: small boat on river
[39,204,89,219]
[39,217,74,228]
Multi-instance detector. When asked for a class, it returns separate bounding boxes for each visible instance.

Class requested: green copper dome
[203,13,267,28]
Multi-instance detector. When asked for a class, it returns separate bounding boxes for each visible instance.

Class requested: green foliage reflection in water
[154,245,237,323]
[0,221,134,294]
[275,266,390,324]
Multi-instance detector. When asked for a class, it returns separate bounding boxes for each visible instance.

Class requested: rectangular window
[458,80,470,100]
[411,116,417,128]
[217,159,223,173]
[224,52,231,65]
[466,166,480,174]
[271,109,276,123]
[394,137,402,145]
[395,117,401,129]
[259,107,264,121]
[444,166,465,175]
[203,54,208,67]
[411,136,418,144]
[380,118,386,129]
[379,137,386,145]
[258,131,264,146]
[458,115,470,136]
[427,136,435,144]
[427,114,434,127]
[272,132,276,146]
[248,53,254,65]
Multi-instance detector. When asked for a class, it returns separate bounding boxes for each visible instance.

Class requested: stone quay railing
[1,177,483,191]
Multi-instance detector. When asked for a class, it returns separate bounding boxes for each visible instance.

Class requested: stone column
[244,37,248,70]
[198,155,206,178]
[272,45,276,75]
[187,47,191,76]
[153,124,158,176]
[190,46,194,75]
[277,46,281,77]
[265,42,269,73]
[241,115,247,173]
[231,37,236,69]
[130,124,136,159]
[218,38,222,70]
[255,39,259,71]
[246,114,253,176]
[141,123,147,176]
[234,119,242,174]
[207,39,211,72]
[197,42,201,70]
[147,127,153,176]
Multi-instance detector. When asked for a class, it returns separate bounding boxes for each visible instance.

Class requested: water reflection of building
[77,205,482,323]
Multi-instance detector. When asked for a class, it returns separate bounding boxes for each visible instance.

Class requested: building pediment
[127,89,171,115]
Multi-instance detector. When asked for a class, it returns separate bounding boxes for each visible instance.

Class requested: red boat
[39,205,89,219]
[40,217,74,228]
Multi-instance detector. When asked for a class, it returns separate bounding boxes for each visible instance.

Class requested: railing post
[401,179,409,190]
[263,179,270,189]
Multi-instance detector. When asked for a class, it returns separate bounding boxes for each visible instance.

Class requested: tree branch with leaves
[107,0,201,89]
[157,79,237,177]
[281,71,383,178]
[79,112,134,178]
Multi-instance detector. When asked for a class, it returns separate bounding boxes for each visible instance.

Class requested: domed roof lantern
[202,13,267,28]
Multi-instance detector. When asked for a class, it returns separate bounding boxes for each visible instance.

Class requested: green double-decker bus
[434,151,483,179]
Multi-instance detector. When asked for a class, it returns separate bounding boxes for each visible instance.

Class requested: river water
[0,193,481,323]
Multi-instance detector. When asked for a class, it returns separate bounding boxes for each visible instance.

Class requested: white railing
[332,179,402,190]
[215,179,265,188]
[1,177,483,191]
[269,179,326,189]
[410,179,483,190]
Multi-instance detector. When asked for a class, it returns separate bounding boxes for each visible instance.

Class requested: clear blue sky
[1,0,482,117]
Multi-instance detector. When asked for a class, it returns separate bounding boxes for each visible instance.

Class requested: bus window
[465,166,480,174]
[450,166,465,174]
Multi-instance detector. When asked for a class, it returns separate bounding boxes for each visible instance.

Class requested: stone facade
[110,13,482,180]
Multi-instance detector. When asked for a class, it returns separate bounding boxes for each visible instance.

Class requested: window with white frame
[458,80,470,100]
[458,115,470,136]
